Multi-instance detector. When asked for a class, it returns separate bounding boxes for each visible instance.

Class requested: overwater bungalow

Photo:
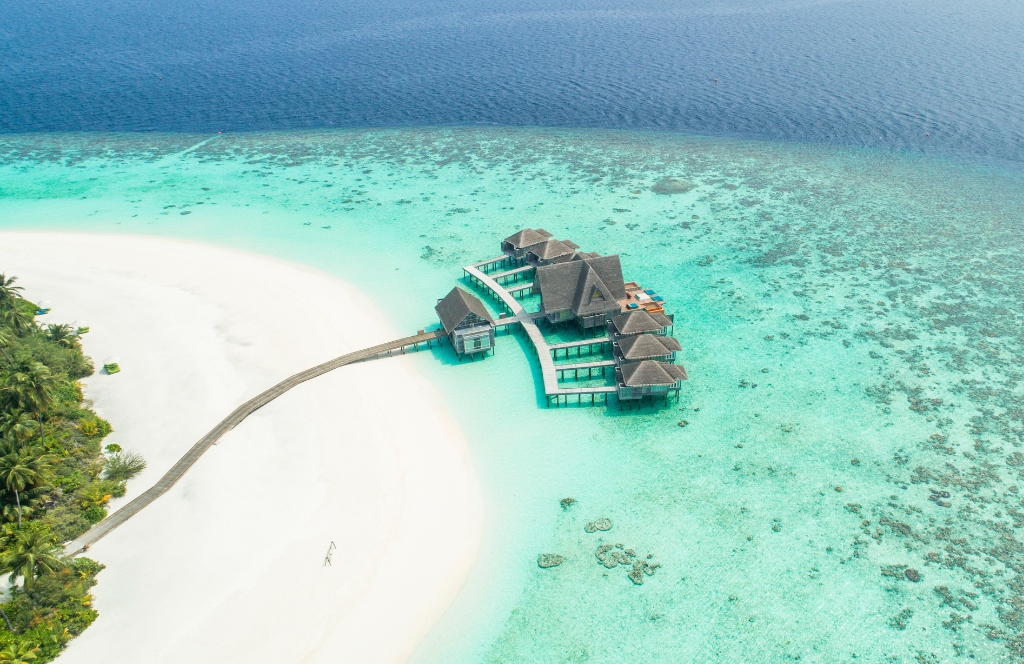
[451,228,690,408]
[615,360,688,403]
[501,228,553,261]
[525,239,580,266]
[613,333,682,365]
[533,254,627,329]
[435,287,495,359]
[608,309,674,337]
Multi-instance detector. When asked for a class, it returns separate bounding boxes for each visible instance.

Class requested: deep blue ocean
[3,0,1024,165]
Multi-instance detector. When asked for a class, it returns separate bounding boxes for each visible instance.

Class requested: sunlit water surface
[2,128,1024,662]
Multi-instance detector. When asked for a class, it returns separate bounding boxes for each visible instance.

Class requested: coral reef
[537,554,565,569]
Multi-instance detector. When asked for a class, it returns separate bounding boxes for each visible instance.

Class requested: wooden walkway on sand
[64,329,445,557]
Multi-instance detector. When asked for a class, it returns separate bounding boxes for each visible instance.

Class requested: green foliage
[0,557,104,663]
[0,525,64,588]
[41,326,78,352]
[0,273,140,660]
[102,451,146,483]
[0,641,40,663]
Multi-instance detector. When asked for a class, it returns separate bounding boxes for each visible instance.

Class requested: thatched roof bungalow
[525,239,580,266]
[614,333,682,364]
[501,228,553,260]
[608,309,673,337]
[616,360,688,401]
[436,287,495,359]
[533,254,627,328]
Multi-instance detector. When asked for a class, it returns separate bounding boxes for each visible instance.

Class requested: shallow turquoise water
[2,128,1024,662]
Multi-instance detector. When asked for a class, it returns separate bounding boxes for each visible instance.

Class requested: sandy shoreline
[0,232,482,664]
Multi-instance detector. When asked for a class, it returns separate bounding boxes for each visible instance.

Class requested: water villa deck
[455,230,688,408]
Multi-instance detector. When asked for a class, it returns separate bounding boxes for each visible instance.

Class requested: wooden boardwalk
[548,337,612,359]
[470,255,509,271]
[555,360,615,380]
[548,337,612,351]
[490,265,534,282]
[463,263,562,395]
[463,262,617,405]
[64,329,445,556]
[555,359,615,370]
[506,282,534,296]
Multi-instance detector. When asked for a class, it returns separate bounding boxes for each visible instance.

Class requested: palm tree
[3,362,55,443]
[0,450,53,527]
[0,641,39,662]
[0,409,36,446]
[44,324,79,350]
[0,503,35,527]
[0,307,33,338]
[0,527,64,589]
[0,275,23,309]
[0,329,14,367]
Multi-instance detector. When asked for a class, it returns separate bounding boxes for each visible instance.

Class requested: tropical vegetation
[0,273,145,661]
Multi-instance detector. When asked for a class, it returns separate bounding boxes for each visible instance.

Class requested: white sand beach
[0,233,482,664]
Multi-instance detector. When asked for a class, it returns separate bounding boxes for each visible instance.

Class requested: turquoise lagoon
[2,129,1024,663]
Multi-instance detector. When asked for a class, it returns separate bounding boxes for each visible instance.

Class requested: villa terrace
[449,228,688,408]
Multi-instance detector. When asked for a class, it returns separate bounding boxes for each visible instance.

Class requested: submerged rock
[628,559,662,585]
[585,518,613,533]
[651,177,694,195]
[905,568,921,582]
[596,544,635,569]
[538,554,565,569]
[560,497,576,510]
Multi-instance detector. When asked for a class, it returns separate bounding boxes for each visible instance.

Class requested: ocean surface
[3,0,1024,165]
[2,128,1024,662]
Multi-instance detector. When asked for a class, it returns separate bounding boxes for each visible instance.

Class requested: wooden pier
[470,255,513,273]
[463,262,618,407]
[64,329,445,556]
[489,264,534,284]
[555,360,615,380]
[548,337,612,358]
[506,282,534,297]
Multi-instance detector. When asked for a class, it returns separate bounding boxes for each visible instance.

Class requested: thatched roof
[619,360,687,386]
[649,312,673,328]
[527,239,578,261]
[435,287,493,334]
[535,255,627,316]
[610,309,665,336]
[617,334,682,360]
[502,228,552,249]
[664,364,688,380]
